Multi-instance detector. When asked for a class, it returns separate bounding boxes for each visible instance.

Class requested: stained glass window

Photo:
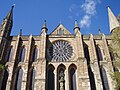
[69,67,76,90]
[15,68,23,90]
[47,65,54,90]
[32,46,38,62]
[30,68,35,90]
[48,40,73,62]
[20,46,26,62]
[100,66,109,90]
[8,46,14,62]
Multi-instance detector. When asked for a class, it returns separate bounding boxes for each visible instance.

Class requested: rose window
[48,40,73,62]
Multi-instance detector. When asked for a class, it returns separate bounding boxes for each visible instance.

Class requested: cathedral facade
[0,6,120,90]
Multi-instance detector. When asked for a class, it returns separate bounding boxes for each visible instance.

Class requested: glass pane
[8,47,14,62]
[48,68,54,90]
[20,47,26,62]
[32,47,38,62]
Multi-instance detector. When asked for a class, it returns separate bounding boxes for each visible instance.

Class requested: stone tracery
[48,40,73,62]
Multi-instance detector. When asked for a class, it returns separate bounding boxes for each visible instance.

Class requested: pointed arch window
[47,65,55,90]
[30,68,35,90]
[57,64,65,90]
[8,46,14,62]
[1,68,9,90]
[69,65,77,90]
[32,46,38,62]
[20,46,26,62]
[96,45,103,61]
[100,66,109,90]
[15,68,23,90]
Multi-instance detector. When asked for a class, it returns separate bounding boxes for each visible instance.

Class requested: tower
[0,6,14,63]
[0,5,119,90]
[107,6,120,33]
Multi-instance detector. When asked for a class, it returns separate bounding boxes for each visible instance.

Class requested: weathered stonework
[0,6,119,90]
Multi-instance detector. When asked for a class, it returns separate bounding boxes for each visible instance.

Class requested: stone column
[19,63,28,90]
[34,21,47,90]
[7,34,20,90]
[65,67,69,90]
[89,34,103,90]
[77,58,90,90]
[102,34,115,90]
[54,67,57,90]
[5,62,14,90]
[34,58,46,90]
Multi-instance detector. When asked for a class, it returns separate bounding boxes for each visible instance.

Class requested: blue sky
[0,0,120,35]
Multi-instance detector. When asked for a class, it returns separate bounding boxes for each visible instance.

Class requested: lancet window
[7,46,14,62]
[57,64,65,90]
[15,68,23,90]
[32,46,38,62]
[96,45,103,61]
[69,64,76,90]
[100,66,109,90]
[20,46,26,62]
[47,65,55,90]
[30,68,35,90]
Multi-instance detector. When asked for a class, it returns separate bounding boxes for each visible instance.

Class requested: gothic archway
[32,46,38,62]
[57,64,66,90]
[100,66,109,90]
[96,45,103,61]
[14,67,23,90]
[20,46,26,62]
[68,64,77,90]
[7,46,14,62]
[47,64,55,90]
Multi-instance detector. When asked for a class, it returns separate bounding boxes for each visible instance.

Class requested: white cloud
[81,0,96,15]
[69,4,80,12]
[68,4,81,18]
[80,0,97,28]
[80,15,91,28]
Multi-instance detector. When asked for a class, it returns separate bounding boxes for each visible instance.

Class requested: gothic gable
[50,24,71,35]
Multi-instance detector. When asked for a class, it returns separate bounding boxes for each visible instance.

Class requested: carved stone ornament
[48,40,73,62]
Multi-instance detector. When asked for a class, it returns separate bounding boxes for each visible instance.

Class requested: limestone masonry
[0,6,120,90]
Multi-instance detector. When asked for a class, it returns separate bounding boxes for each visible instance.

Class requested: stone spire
[98,28,102,35]
[74,20,80,34]
[41,20,48,33]
[0,5,14,37]
[43,20,47,28]
[74,20,80,29]
[107,6,120,32]
[19,29,22,36]
[5,5,14,22]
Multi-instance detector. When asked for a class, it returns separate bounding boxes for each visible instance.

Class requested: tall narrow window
[30,68,35,90]
[69,65,76,90]
[47,64,55,90]
[8,46,14,62]
[20,46,26,62]
[32,46,38,62]
[1,68,9,90]
[84,44,96,90]
[96,45,103,61]
[57,64,65,90]
[100,66,109,90]
[58,28,64,35]
[15,68,23,90]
